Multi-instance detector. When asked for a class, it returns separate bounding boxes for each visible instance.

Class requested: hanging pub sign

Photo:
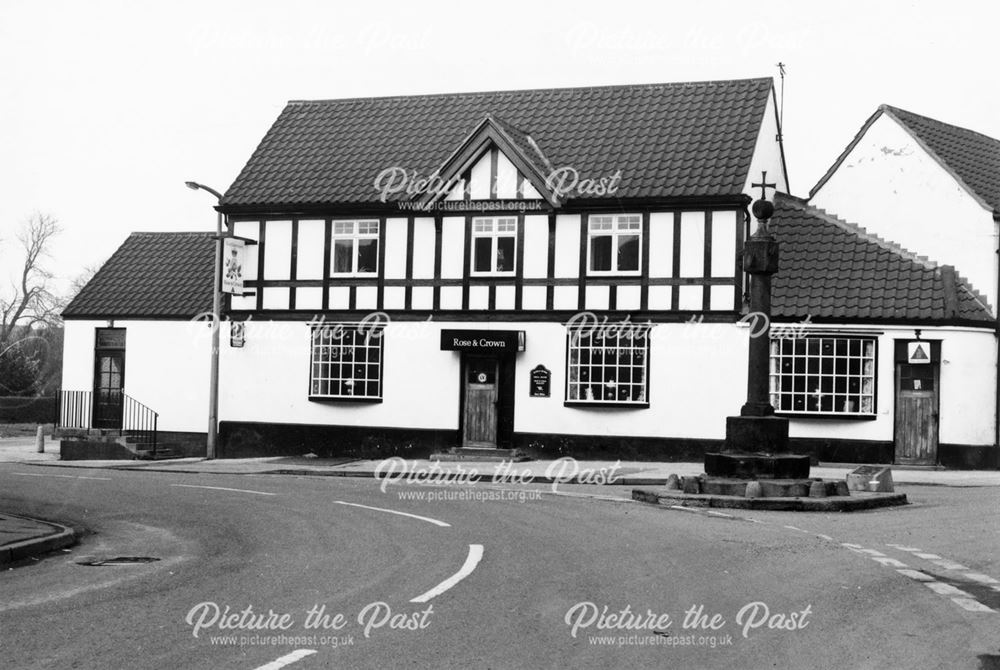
[529,365,551,397]
[230,321,246,348]
[222,237,246,295]
[907,341,931,364]
[440,329,526,353]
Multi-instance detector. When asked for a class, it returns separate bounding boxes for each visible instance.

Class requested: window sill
[586,271,642,278]
[564,401,649,409]
[308,395,383,404]
[775,412,877,421]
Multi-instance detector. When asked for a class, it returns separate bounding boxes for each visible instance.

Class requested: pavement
[2,434,999,565]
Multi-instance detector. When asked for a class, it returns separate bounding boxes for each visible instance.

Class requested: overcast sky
[2,0,997,294]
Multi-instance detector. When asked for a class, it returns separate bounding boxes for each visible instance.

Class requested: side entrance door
[894,361,939,465]
[93,328,126,430]
[462,356,499,448]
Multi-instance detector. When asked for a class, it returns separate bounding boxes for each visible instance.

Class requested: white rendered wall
[61,319,210,433]
[61,320,101,392]
[781,325,996,447]
[515,320,748,440]
[811,114,997,309]
[219,319,461,431]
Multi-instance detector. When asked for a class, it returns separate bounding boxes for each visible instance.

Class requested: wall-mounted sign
[95,328,126,350]
[440,329,526,353]
[907,341,931,365]
[222,237,246,295]
[529,365,551,397]
[230,321,246,348]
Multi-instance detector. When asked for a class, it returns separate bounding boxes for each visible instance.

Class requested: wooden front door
[93,351,125,429]
[894,362,939,465]
[463,356,499,447]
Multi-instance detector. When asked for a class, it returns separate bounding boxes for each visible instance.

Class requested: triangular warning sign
[907,342,931,364]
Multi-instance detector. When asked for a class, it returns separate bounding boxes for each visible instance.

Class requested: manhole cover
[76,556,161,566]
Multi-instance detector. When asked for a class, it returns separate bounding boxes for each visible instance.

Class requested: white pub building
[60,78,998,468]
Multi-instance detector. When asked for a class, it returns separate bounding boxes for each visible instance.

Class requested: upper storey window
[471,217,517,275]
[331,220,379,275]
[588,214,641,275]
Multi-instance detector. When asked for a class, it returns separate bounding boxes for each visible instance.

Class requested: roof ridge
[285,77,772,106]
[881,104,1000,148]
[129,231,215,236]
[776,194,939,271]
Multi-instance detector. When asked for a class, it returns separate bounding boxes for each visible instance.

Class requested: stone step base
[430,447,530,462]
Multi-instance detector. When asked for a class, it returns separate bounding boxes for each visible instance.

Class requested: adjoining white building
[811,104,1000,311]
[59,78,998,468]
[809,104,1000,469]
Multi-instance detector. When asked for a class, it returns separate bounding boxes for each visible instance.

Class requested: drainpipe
[995,209,1000,466]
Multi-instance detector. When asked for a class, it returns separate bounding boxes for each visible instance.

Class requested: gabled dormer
[421,114,556,207]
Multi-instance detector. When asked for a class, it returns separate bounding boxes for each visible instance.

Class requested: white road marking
[170,484,275,496]
[668,505,702,513]
[333,501,450,527]
[951,598,997,613]
[706,511,732,518]
[841,542,864,549]
[962,573,1000,585]
[10,472,112,481]
[254,649,318,670]
[897,569,935,582]
[915,552,943,560]
[410,544,484,603]
[930,559,969,571]
[858,548,887,557]
[887,544,922,552]
[815,534,834,541]
[925,582,973,598]
[871,556,908,568]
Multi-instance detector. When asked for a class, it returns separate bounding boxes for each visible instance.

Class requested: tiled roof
[221,78,774,209]
[811,104,1000,210]
[884,105,1000,210]
[62,233,215,319]
[771,194,994,323]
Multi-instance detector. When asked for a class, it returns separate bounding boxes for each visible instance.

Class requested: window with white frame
[588,214,641,274]
[471,217,517,274]
[310,325,383,400]
[566,326,649,405]
[769,336,876,416]
[331,220,379,275]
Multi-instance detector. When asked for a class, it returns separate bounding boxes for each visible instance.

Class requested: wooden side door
[463,356,499,447]
[894,362,939,465]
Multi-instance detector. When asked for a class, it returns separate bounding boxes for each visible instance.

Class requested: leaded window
[566,327,649,405]
[769,336,876,415]
[310,325,383,399]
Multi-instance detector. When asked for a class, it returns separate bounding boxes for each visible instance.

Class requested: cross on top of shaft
[751,171,776,202]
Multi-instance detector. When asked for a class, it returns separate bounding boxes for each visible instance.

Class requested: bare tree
[0,212,62,350]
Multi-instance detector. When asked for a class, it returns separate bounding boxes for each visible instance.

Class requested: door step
[430,447,531,462]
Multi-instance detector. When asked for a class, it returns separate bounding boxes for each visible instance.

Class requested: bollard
[36,425,45,453]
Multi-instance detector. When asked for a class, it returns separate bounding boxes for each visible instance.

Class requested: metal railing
[55,390,159,457]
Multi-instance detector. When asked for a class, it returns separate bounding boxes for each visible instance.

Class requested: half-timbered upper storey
[219,78,789,317]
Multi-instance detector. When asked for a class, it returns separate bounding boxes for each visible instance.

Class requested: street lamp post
[185,181,224,459]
